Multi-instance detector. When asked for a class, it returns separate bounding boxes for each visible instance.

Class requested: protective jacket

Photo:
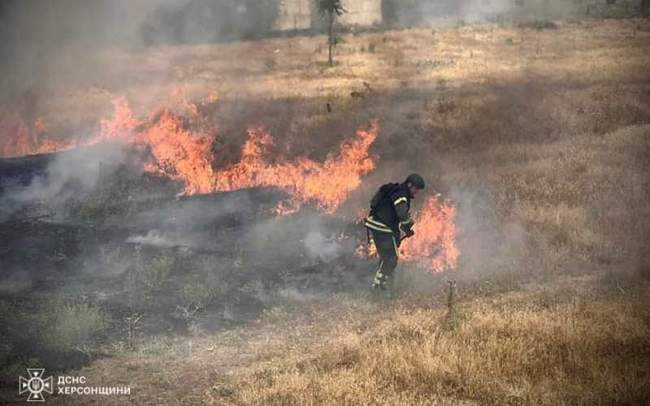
[364,182,414,240]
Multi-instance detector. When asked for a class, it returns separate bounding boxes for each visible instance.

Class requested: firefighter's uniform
[364,182,415,291]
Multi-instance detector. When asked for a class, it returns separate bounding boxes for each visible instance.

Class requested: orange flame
[2,92,379,211]
[2,91,459,270]
[97,96,379,207]
[98,97,141,140]
[0,114,66,157]
[356,194,459,273]
[212,123,379,213]
[400,195,459,272]
[94,96,217,195]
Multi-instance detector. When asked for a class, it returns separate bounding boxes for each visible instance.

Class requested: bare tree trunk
[328,11,334,66]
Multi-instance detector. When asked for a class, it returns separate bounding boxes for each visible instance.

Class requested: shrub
[181,282,218,310]
[140,256,175,291]
[0,300,109,372]
[42,302,109,354]
[125,253,175,312]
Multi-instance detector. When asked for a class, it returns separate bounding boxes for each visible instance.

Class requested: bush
[42,302,108,354]
[181,282,218,310]
[124,253,175,312]
[0,300,109,373]
[141,256,175,291]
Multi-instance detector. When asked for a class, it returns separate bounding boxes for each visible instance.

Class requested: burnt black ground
[0,148,374,375]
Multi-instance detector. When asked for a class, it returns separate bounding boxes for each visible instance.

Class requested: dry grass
[33,19,650,127]
[36,275,649,405]
[209,278,650,405]
[32,22,649,265]
[8,19,650,404]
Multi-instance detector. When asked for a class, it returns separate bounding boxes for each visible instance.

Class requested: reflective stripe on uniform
[393,196,407,206]
[365,222,392,233]
[364,216,392,233]
[366,216,387,226]
[392,235,399,258]
[399,218,413,226]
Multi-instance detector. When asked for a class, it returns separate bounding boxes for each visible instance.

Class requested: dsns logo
[19,369,53,402]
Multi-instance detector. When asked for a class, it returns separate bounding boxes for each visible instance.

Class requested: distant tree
[315,0,345,66]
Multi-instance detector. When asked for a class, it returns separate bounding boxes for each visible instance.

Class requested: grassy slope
[25,18,650,404]
[212,276,650,405]
[50,275,650,405]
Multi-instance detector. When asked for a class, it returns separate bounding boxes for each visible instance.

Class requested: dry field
[26,19,650,268]
[44,275,648,405]
[209,277,650,405]
[4,18,650,404]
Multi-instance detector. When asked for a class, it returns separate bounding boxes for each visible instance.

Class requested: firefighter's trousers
[370,229,399,290]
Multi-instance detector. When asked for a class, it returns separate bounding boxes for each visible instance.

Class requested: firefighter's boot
[372,270,388,291]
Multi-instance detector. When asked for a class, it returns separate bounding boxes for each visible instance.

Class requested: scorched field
[1,18,649,405]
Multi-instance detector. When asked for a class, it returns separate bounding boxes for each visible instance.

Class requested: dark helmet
[405,173,425,189]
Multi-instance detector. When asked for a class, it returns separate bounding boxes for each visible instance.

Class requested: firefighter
[364,173,425,293]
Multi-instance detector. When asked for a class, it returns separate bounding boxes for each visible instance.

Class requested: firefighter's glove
[400,221,414,234]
